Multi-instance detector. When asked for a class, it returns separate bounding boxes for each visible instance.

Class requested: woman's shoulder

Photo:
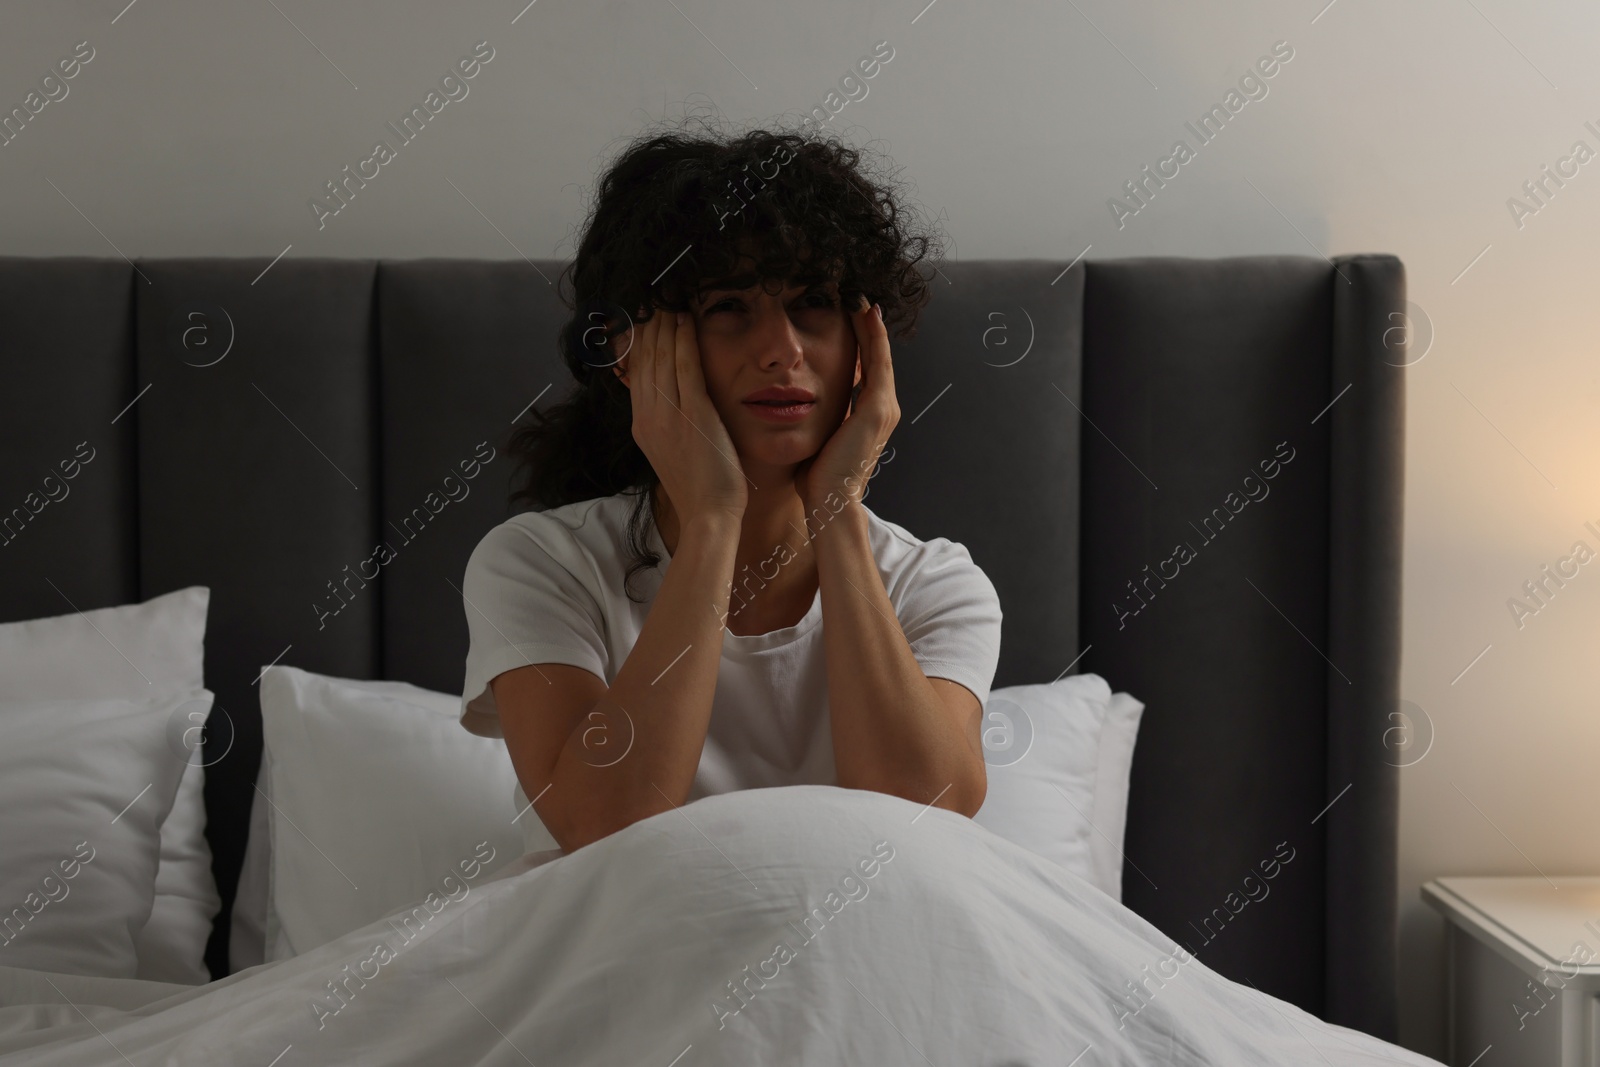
[861,505,987,582]
[469,492,640,574]
[860,506,1003,621]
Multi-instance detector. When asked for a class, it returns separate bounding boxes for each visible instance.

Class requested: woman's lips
[743,400,816,422]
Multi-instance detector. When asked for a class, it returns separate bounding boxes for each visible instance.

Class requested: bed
[0,252,1413,1062]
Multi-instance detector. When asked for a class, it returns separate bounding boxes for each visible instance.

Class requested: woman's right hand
[616,308,749,522]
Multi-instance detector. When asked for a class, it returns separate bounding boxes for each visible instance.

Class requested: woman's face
[685,274,862,479]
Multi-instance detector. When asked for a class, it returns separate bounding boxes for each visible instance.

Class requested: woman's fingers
[635,306,665,419]
[851,298,896,415]
[626,306,732,458]
[673,311,708,418]
[655,310,682,411]
[669,312,740,471]
[620,304,750,517]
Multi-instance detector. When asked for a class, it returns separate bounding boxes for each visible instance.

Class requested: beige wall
[5,0,1598,1057]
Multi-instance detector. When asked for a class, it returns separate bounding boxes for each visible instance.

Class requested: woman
[457,119,1005,855]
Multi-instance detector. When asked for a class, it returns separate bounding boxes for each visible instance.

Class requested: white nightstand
[1422,877,1600,1067]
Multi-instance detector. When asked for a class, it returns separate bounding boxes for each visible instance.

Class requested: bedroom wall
[4,0,1598,1057]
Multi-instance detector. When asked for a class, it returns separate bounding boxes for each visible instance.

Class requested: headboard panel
[375,259,567,694]
[0,253,1403,1041]
[1083,255,1339,1015]
[0,258,139,610]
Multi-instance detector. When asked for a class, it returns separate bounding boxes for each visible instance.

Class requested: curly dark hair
[505,114,944,602]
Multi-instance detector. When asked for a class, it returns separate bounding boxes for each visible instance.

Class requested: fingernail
[873,303,883,320]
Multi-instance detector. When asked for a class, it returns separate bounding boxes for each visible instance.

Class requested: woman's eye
[802,291,838,309]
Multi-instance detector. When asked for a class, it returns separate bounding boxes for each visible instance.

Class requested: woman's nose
[751,306,805,367]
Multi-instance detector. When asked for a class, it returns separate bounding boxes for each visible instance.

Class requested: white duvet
[0,786,1441,1066]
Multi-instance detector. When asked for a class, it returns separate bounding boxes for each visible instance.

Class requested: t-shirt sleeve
[458,516,610,739]
[897,538,1004,708]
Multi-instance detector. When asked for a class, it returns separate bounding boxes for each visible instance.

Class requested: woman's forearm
[553,511,740,848]
[811,499,985,815]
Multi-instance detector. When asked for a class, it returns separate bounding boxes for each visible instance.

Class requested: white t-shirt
[458,489,1003,851]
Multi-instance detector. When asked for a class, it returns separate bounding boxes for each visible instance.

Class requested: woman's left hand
[796,295,900,508]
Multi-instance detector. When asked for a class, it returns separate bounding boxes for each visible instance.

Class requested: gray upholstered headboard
[0,253,1405,1040]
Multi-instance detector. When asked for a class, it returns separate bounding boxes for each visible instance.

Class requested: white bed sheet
[0,785,1442,1066]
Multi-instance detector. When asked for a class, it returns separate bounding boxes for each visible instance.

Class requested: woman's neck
[652,483,818,590]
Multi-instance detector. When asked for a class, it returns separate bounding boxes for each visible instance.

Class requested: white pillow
[254,666,531,959]
[1089,691,1146,902]
[972,673,1114,891]
[0,586,219,984]
[0,690,208,978]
